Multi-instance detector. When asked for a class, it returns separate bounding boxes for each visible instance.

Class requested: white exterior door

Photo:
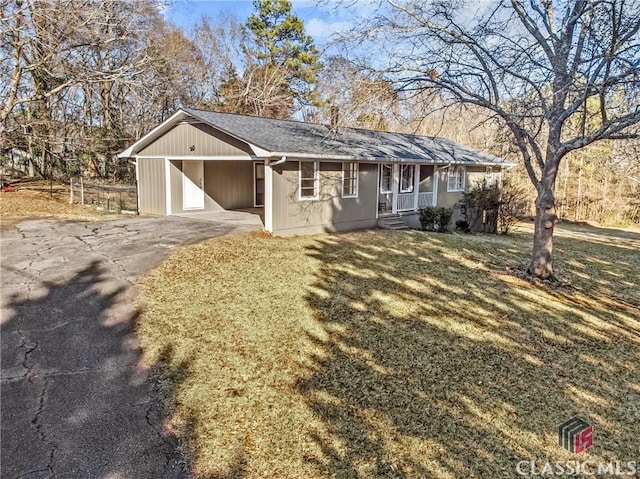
[183,160,204,210]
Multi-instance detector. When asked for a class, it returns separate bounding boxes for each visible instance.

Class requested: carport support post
[80,177,84,205]
[264,161,273,233]
[165,159,172,215]
[70,179,73,204]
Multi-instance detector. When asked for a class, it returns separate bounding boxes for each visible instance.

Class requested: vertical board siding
[138,123,252,157]
[271,161,378,235]
[204,161,254,210]
[137,158,166,215]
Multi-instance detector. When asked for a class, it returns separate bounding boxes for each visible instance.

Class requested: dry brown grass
[0,180,124,222]
[137,223,640,479]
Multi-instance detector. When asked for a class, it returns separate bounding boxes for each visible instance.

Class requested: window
[342,162,358,197]
[485,167,495,186]
[400,165,414,193]
[447,166,466,192]
[299,161,318,199]
[380,164,392,193]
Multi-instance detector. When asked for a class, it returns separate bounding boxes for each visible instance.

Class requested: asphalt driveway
[1,215,259,478]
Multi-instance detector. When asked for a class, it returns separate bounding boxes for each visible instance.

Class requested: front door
[183,160,204,209]
[378,163,393,213]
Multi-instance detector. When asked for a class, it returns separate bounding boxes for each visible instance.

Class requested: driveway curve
[1,216,258,478]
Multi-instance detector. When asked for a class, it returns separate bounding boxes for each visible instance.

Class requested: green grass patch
[137,223,640,478]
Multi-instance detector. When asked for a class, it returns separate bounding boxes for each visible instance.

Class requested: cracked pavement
[1,216,258,478]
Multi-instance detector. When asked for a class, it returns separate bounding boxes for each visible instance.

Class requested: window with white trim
[400,164,414,193]
[485,166,495,186]
[380,164,392,193]
[299,161,319,199]
[342,162,358,197]
[447,166,466,192]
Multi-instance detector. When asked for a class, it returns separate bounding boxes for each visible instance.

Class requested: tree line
[2,0,639,278]
[0,0,326,179]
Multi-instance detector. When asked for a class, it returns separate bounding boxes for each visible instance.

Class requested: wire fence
[70,179,138,213]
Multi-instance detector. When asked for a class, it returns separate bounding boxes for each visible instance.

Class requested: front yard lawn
[137,223,640,478]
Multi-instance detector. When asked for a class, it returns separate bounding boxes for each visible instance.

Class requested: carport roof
[119,107,514,167]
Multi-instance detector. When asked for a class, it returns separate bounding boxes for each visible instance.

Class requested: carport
[118,111,264,218]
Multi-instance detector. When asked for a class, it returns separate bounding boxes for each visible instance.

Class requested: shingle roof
[183,108,511,166]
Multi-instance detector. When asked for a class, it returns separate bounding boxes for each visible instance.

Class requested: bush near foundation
[419,206,453,232]
[459,178,528,234]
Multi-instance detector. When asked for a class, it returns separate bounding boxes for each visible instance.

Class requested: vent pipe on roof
[330,106,340,131]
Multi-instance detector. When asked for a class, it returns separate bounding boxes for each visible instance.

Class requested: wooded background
[1,0,638,225]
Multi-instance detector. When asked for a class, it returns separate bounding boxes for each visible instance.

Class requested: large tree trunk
[530,184,558,279]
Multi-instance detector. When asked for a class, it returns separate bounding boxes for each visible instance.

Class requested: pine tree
[226,0,321,118]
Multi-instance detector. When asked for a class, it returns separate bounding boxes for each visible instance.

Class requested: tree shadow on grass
[550,225,640,308]
[298,229,640,478]
[1,260,190,478]
[151,345,249,479]
[556,221,640,244]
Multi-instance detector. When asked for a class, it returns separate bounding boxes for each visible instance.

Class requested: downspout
[268,156,287,167]
[440,161,453,170]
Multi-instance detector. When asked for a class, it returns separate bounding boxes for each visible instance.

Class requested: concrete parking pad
[176,209,264,228]
[1,215,259,478]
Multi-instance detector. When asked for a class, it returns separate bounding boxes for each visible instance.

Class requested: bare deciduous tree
[316,56,400,130]
[0,0,177,178]
[360,0,640,279]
